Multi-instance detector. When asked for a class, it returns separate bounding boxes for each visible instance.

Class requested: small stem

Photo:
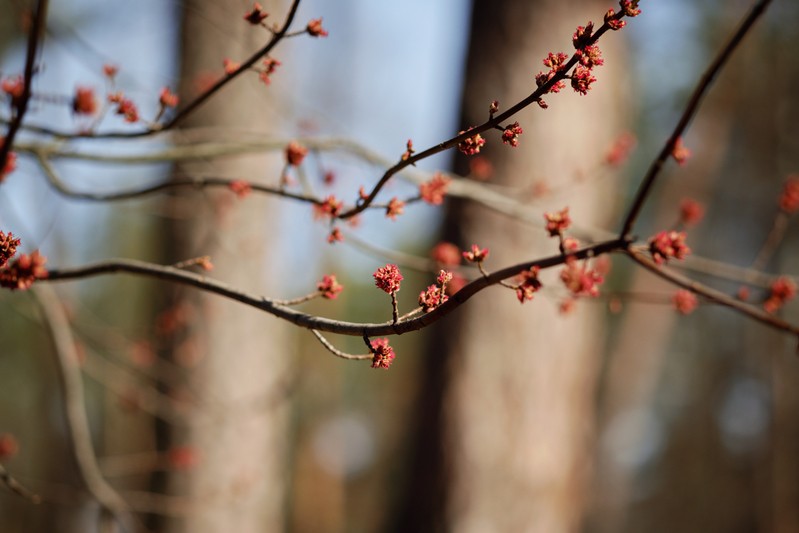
[391,292,399,325]
[751,211,789,272]
[311,330,371,361]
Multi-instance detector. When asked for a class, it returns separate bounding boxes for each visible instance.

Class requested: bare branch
[624,249,799,337]
[31,286,137,530]
[0,463,41,504]
[620,0,773,237]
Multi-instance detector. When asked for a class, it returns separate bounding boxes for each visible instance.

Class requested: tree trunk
[435,2,627,531]
[157,1,292,530]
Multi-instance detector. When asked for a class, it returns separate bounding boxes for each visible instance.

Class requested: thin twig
[0,463,41,504]
[311,330,371,361]
[751,211,789,272]
[0,0,49,168]
[31,286,136,531]
[624,249,799,337]
[619,0,773,237]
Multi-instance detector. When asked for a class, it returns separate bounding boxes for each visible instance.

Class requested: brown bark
[435,2,627,531]
[157,1,293,530]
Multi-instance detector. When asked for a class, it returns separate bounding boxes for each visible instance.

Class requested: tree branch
[619,0,773,237]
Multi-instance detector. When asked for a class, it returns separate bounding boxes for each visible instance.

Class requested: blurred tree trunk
[592,6,799,532]
[397,1,627,531]
[155,1,292,531]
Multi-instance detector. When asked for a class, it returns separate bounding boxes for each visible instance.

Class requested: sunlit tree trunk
[435,2,627,531]
[157,1,292,530]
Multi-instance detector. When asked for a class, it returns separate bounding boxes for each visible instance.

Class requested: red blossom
[764,277,796,313]
[671,137,691,165]
[72,87,98,115]
[327,227,343,244]
[243,3,268,24]
[1,76,24,100]
[0,250,48,291]
[437,270,453,286]
[501,121,523,147]
[168,446,200,470]
[535,70,566,94]
[419,284,448,312]
[577,45,604,68]
[544,207,571,236]
[572,22,594,50]
[648,230,691,264]
[543,52,569,71]
[737,286,751,301]
[102,64,118,78]
[419,173,451,205]
[223,58,240,74]
[317,274,343,299]
[515,267,542,303]
[314,195,343,219]
[285,141,308,166]
[462,244,489,263]
[779,175,799,214]
[370,338,395,369]
[0,230,21,268]
[679,198,705,226]
[469,156,493,180]
[430,242,461,266]
[402,139,414,161]
[673,289,698,315]
[562,237,580,252]
[1,147,17,182]
[560,256,603,297]
[259,57,281,85]
[307,18,329,37]
[228,180,252,198]
[458,128,486,156]
[159,87,179,108]
[0,433,19,461]
[605,10,626,30]
[373,264,403,294]
[323,170,335,185]
[570,66,596,95]
[620,0,642,17]
[109,94,138,122]
[605,132,636,166]
[386,197,405,220]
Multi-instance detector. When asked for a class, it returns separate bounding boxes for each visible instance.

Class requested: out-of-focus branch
[31,286,136,530]
[624,249,799,339]
[0,463,41,504]
[0,0,49,170]
[620,0,773,237]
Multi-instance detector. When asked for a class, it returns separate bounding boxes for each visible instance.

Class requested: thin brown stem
[0,463,41,504]
[0,0,49,168]
[43,238,630,337]
[751,211,789,272]
[311,330,371,361]
[31,285,137,530]
[620,0,773,238]
[624,248,799,337]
